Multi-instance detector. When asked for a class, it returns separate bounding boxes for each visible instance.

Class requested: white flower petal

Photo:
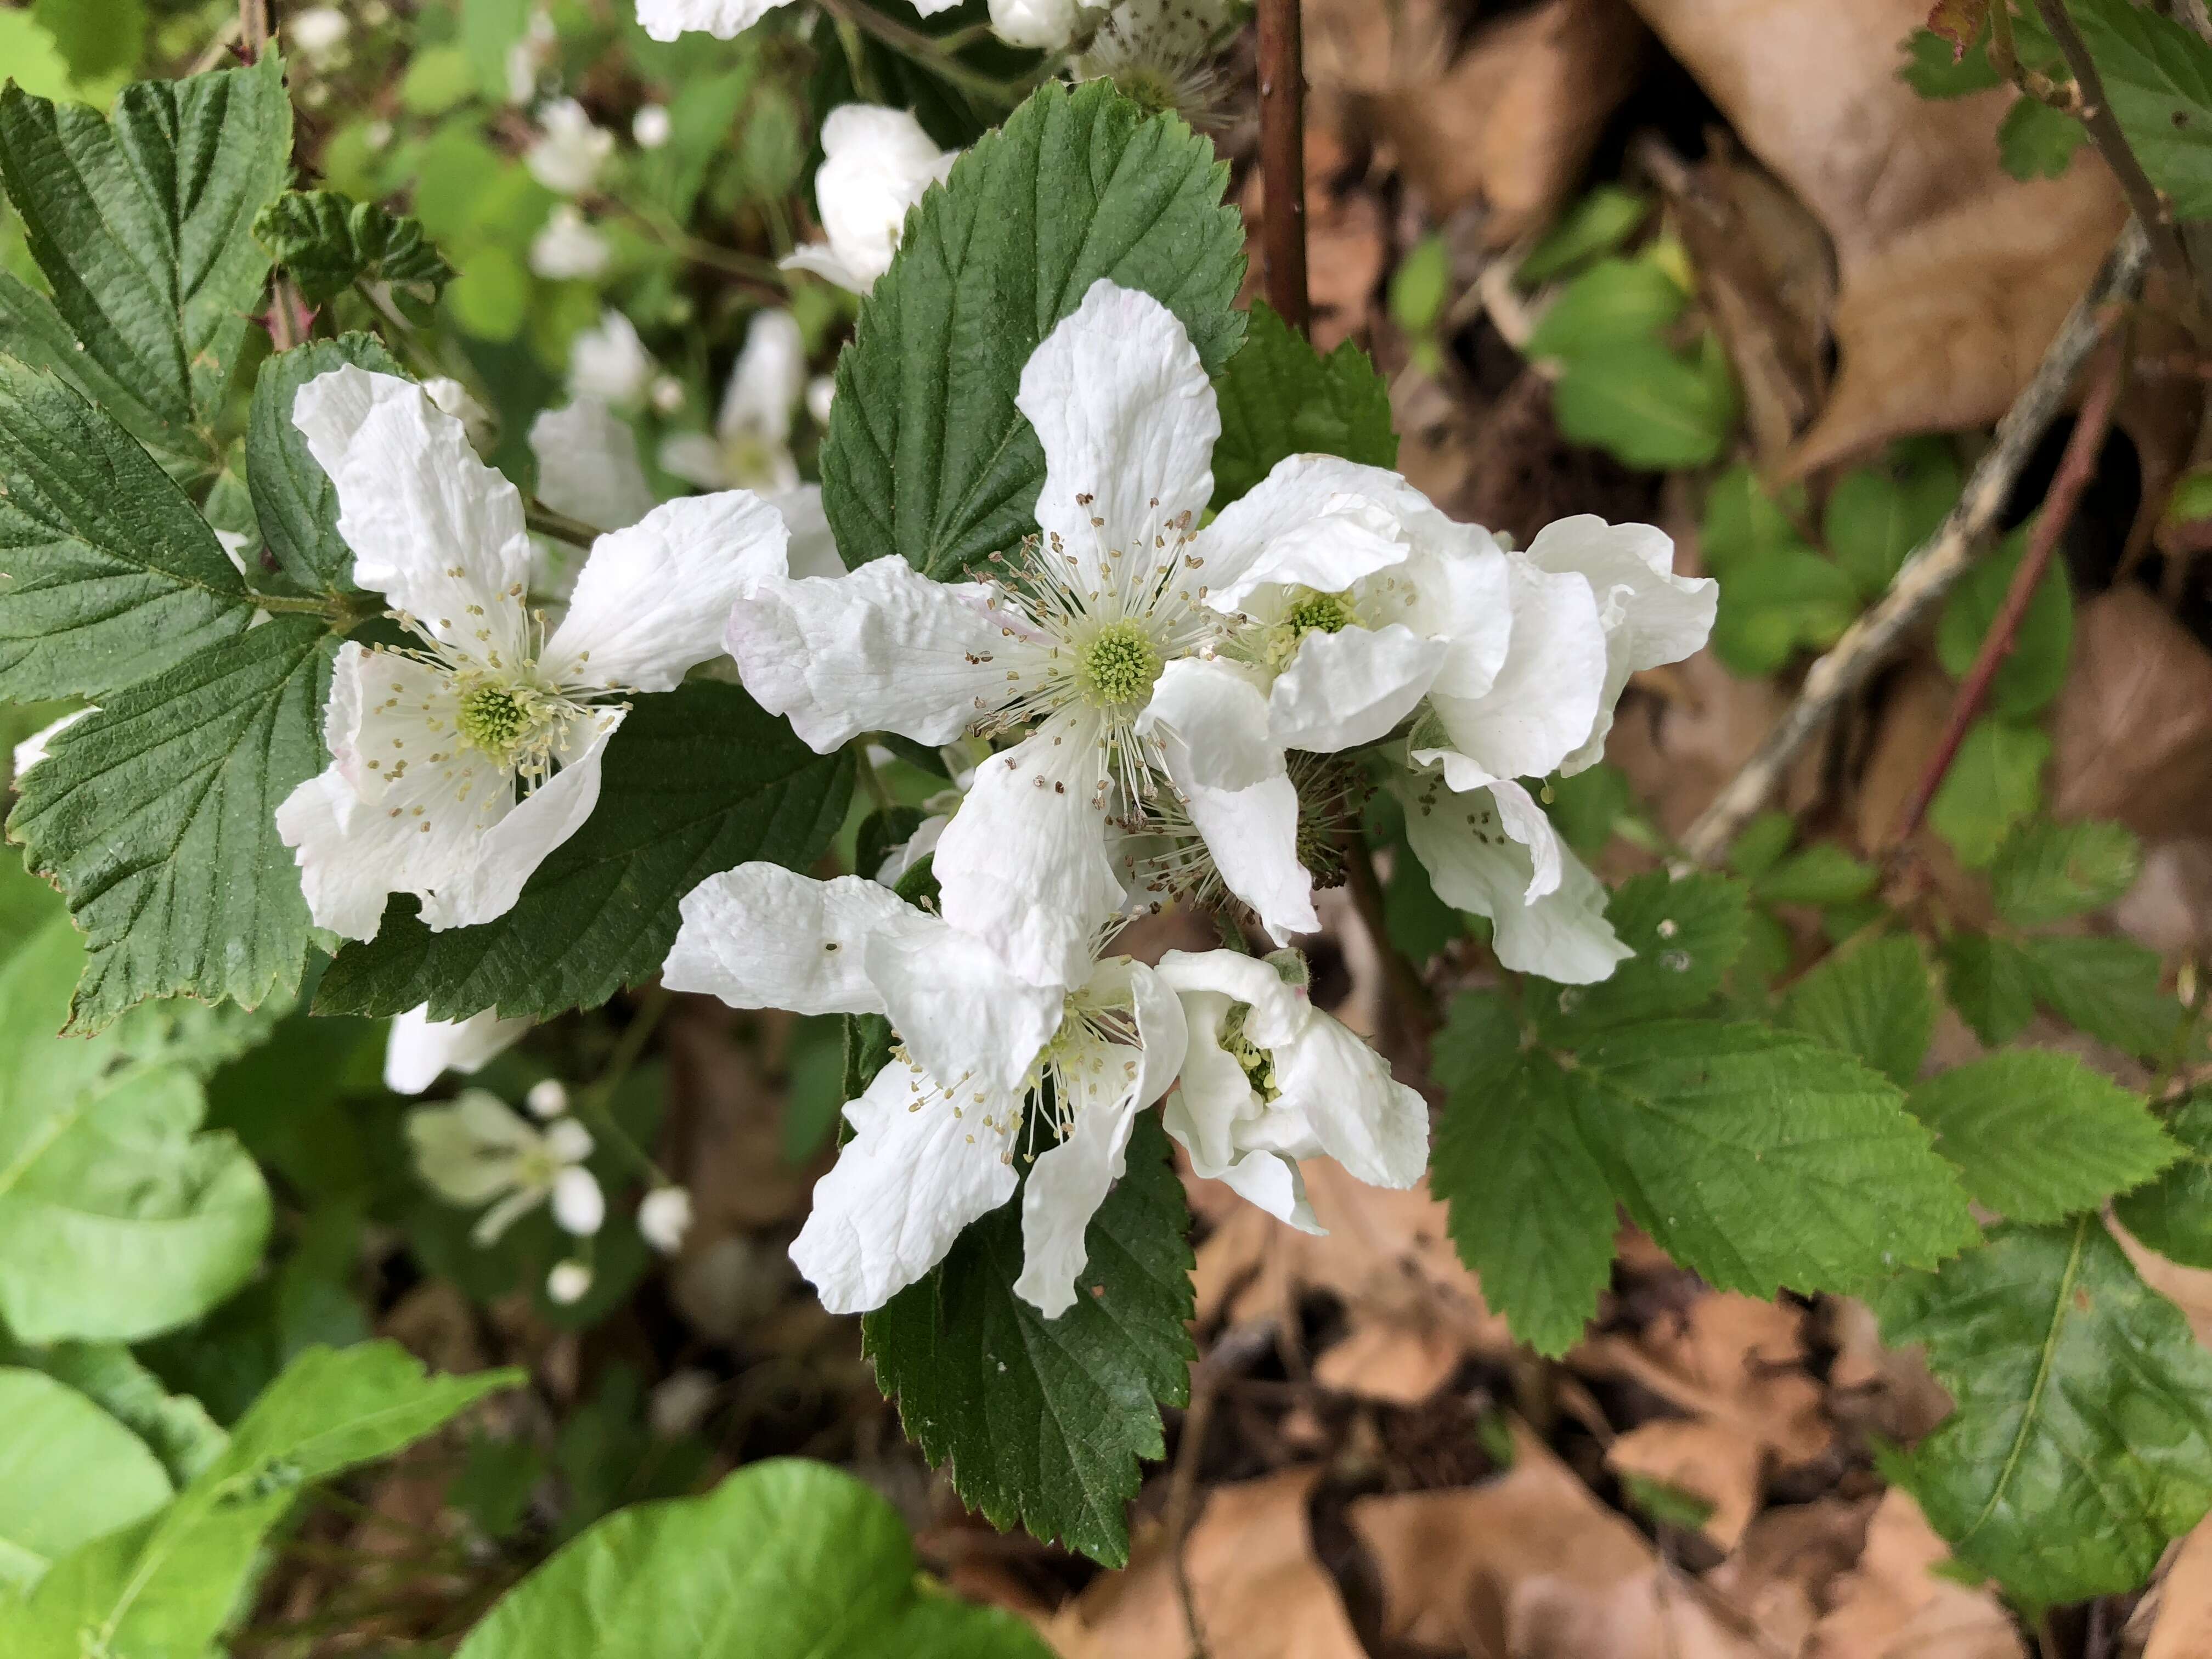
[866,922,1065,1096]
[384,1006,533,1094]
[656,431,731,490]
[1268,624,1447,753]
[568,310,653,405]
[764,484,844,580]
[727,557,1017,753]
[636,0,792,37]
[716,310,805,450]
[543,493,791,691]
[1215,1149,1323,1233]
[552,1165,606,1235]
[786,106,958,295]
[292,365,534,663]
[664,864,920,1015]
[790,1059,1020,1313]
[408,1090,539,1204]
[1013,1083,1139,1317]
[638,1187,693,1254]
[933,713,1122,989]
[777,242,874,295]
[1269,1011,1429,1190]
[1408,523,1514,701]
[1138,656,1279,794]
[990,0,1087,49]
[1018,280,1217,592]
[11,708,91,780]
[476,1187,543,1246]
[528,400,657,533]
[1182,774,1317,944]
[1198,454,1422,608]
[1424,553,1607,785]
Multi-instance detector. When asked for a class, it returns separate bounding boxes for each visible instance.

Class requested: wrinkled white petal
[777,242,874,295]
[991,0,1088,48]
[865,921,1065,1096]
[11,708,90,780]
[543,492,791,691]
[1019,280,1217,594]
[791,1059,1019,1313]
[783,106,958,294]
[552,1165,606,1235]
[528,399,658,533]
[1199,454,1422,608]
[665,864,923,1015]
[1423,553,1606,786]
[1272,1011,1428,1190]
[1182,774,1317,944]
[933,712,1122,990]
[764,484,843,580]
[385,1005,533,1094]
[292,365,534,664]
[1268,624,1446,753]
[1014,1084,1139,1317]
[569,310,653,406]
[1215,1148,1322,1232]
[637,0,796,40]
[1407,521,1515,701]
[1137,656,1279,793]
[1163,986,1323,1233]
[727,557,1015,752]
[1395,774,1628,983]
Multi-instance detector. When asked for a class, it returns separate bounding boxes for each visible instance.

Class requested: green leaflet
[1210,300,1396,508]
[1878,1218,2212,1607]
[244,335,405,596]
[455,1459,1053,1659]
[1936,527,2072,719]
[1528,868,1747,1042]
[2024,933,2191,1063]
[1551,335,1739,472]
[9,615,340,1030]
[1823,438,1961,601]
[1929,718,2047,868]
[0,58,292,478]
[1781,934,1934,1087]
[0,1370,173,1593]
[1906,1050,2177,1223]
[252,191,455,314]
[2117,1096,2212,1269]
[0,912,269,1342]
[863,1114,1195,1566]
[2070,0,2212,219]
[0,1337,227,1489]
[0,1344,518,1657]
[315,681,855,1022]
[820,80,1245,582]
[0,359,257,703]
[1939,929,2040,1046]
[1989,818,2142,929]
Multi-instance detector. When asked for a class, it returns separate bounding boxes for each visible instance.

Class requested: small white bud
[546,1260,593,1304]
[543,1116,594,1163]
[526,1078,570,1119]
[633,104,673,149]
[638,1186,693,1255]
[650,374,686,415]
[552,1166,605,1236]
[806,375,836,427]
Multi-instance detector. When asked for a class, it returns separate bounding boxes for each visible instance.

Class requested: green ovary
[1285,589,1356,636]
[1220,1005,1279,1102]
[457,685,533,756]
[1076,620,1165,709]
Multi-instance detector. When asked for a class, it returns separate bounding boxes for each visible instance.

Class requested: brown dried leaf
[2141,1516,2212,1659]
[1704,1498,1875,1652]
[1804,1488,2027,1659]
[2051,586,2212,839]
[1623,0,2125,474]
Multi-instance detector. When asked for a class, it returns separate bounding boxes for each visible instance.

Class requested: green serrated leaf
[0,911,270,1343]
[1711,546,1861,677]
[455,1459,1052,1659]
[10,614,339,1029]
[1700,465,1813,578]
[246,335,405,596]
[2116,1096,2212,1269]
[253,191,456,312]
[2070,0,2212,219]
[1900,28,2004,98]
[1937,528,2072,719]
[1940,929,2041,1046]
[31,0,145,86]
[1929,718,2047,868]
[1990,818,2141,928]
[822,80,1245,581]
[862,1114,1194,1566]
[1525,257,1686,361]
[2025,933,2189,1063]
[0,358,259,702]
[1823,437,1962,600]
[1551,336,1739,471]
[0,1369,172,1592]
[1571,1021,1977,1298]
[1782,934,1934,1087]
[1753,843,1878,909]
[1210,300,1396,509]
[315,681,854,1022]
[1530,870,1748,1042]
[1,1343,517,1655]
[0,58,292,476]
[0,1337,226,1489]
[1877,1218,2212,1607]
[1517,185,1651,285]
[1998,95,2090,179]
[1907,1050,2177,1223]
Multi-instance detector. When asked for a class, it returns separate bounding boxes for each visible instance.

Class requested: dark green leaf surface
[1210,300,1395,509]
[1940,929,2041,1046]
[1990,817,2142,928]
[1937,528,2071,719]
[1906,1050,2177,1222]
[2072,0,2212,218]
[455,1459,1052,1659]
[317,682,854,1022]
[862,1115,1195,1566]
[1530,870,1747,1042]
[253,190,455,310]
[1929,718,2046,867]
[2117,1096,2212,1269]
[245,335,405,596]
[1823,438,1961,600]
[1878,1219,2212,1607]
[821,80,1245,580]
[1781,935,1934,1087]
[10,615,338,1030]
[2025,934,2189,1062]
[0,360,257,702]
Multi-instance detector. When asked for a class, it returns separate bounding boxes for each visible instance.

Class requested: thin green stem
[525,502,601,550]
[814,0,1029,105]
[571,988,675,1186]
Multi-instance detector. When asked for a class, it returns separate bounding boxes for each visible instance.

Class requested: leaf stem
[571,986,675,1187]
[525,503,602,549]
[1256,0,1310,336]
[814,0,1028,108]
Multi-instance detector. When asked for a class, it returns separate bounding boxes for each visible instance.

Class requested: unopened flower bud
[546,1260,593,1304]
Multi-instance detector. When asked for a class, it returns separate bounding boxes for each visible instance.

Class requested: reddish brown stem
[1256,0,1309,336]
[240,0,272,59]
[1887,329,2129,849]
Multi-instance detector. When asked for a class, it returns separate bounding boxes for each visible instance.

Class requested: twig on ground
[1885,327,2129,849]
[1677,218,2151,866]
[1165,1322,1276,1659]
[1255,0,1308,337]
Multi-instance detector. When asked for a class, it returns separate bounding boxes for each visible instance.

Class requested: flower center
[1286,588,1356,636]
[1220,1005,1279,1103]
[457,684,542,758]
[1076,619,1164,710]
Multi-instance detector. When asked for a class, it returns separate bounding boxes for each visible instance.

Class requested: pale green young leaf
[2025,934,2190,1062]
[30,0,146,86]
[0,1337,226,1488]
[9,614,339,1029]
[0,360,257,702]
[1940,929,2040,1046]
[862,1115,1194,1566]
[1906,1051,2177,1223]
[1753,843,1878,909]
[1937,527,2072,719]
[1571,1022,1976,1298]
[1517,185,1650,285]
[1700,465,1813,578]
[1877,1218,2212,1607]
[1997,95,2089,179]
[1211,300,1395,509]
[1529,870,1747,1043]
[2070,0,2212,218]
[1929,718,2046,867]
[246,335,406,596]
[822,81,1245,580]
[1989,818,2142,928]
[0,1370,172,1592]
[455,1459,1053,1659]
[0,58,292,475]
[1823,437,1961,599]
[1525,257,1686,360]
[2115,1097,2212,1269]
[315,682,854,1023]
[0,13,75,105]
[1711,547,1860,676]
[1551,336,1738,471]
[1781,935,1934,1087]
